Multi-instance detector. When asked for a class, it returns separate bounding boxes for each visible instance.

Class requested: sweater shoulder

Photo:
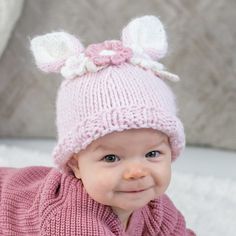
[38,171,124,235]
[0,166,51,196]
[0,166,54,234]
[0,166,53,209]
[160,194,196,235]
[0,166,52,192]
[0,167,15,191]
[145,194,193,236]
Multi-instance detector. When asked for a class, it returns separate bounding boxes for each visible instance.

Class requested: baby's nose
[123,164,148,180]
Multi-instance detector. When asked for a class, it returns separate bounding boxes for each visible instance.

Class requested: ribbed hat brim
[52,106,185,173]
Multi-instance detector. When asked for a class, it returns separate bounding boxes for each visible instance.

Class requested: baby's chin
[113,196,157,212]
[112,202,150,214]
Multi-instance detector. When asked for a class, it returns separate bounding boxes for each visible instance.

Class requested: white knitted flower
[60,54,98,79]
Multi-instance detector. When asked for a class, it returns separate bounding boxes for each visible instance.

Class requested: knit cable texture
[0,166,195,235]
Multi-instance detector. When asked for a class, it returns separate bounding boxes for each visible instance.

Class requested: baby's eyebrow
[92,137,166,152]
[146,138,167,149]
[92,144,120,152]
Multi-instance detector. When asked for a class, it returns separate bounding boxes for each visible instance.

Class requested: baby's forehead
[88,128,168,150]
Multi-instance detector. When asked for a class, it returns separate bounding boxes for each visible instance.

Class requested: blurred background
[0,1,236,235]
[0,0,235,150]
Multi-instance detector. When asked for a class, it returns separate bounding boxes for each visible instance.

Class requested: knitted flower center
[85,40,132,66]
[99,50,116,56]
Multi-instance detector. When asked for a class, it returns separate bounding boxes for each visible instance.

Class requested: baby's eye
[102,154,120,163]
[145,150,161,158]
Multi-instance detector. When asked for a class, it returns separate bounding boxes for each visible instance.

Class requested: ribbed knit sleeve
[0,167,15,200]
[0,166,52,235]
[0,167,18,235]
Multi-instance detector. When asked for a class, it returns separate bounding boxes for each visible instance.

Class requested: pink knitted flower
[85,40,132,66]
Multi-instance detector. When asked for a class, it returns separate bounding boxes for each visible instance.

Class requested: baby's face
[68,128,171,214]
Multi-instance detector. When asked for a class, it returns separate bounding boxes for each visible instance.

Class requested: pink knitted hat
[30,15,185,173]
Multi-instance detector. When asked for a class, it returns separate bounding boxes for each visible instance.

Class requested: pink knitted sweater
[0,166,195,235]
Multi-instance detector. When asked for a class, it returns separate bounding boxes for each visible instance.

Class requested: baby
[0,16,195,235]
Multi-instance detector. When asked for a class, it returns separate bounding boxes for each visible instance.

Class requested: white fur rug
[0,144,236,236]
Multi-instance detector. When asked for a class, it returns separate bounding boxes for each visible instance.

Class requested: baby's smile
[117,185,153,193]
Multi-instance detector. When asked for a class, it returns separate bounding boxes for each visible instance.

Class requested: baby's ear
[30,31,84,73]
[121,15,168,60]
[67,154,81,179]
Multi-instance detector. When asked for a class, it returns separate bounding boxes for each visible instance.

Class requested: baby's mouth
[119,187,151,193]
[123,189,145,193]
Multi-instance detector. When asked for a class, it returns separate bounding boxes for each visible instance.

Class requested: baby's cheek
[160,166,171,191]
[86,180,114,205]
[96,174,114,190]
[153,165,171,195]
[88,172,113,192]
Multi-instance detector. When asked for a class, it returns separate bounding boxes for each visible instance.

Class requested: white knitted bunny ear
[30,32,84,73]
[122,15,179,82]
[122,15,168,60]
